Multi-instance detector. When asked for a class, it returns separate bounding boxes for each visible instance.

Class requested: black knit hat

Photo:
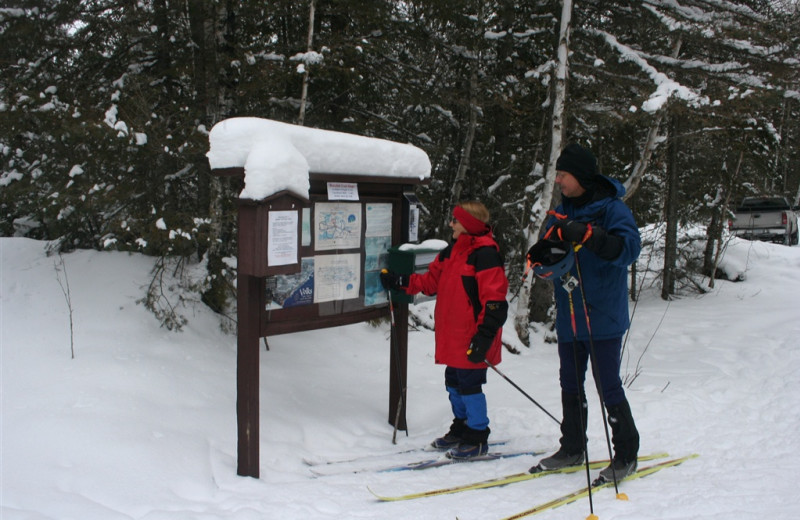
[556,143,598,189]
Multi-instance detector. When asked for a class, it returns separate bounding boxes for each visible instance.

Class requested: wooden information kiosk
[207,118,431,478]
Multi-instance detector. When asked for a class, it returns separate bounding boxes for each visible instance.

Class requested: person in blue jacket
[527,143,641,484]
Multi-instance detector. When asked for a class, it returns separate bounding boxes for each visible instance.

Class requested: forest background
[2,0,799,341]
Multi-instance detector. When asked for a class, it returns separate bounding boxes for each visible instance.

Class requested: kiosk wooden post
[388,302,409,431]
[236,270,263,477]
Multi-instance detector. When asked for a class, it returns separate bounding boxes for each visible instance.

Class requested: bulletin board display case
[231,174,424,337]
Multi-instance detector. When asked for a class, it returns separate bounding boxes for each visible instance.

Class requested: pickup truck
[729,196,798,245]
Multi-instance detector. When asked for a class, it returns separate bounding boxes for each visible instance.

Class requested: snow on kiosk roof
[206,117,431,201]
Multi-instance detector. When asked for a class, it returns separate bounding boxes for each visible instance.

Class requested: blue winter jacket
[545,176,641,342]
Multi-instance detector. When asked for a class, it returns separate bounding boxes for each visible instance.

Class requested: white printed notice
[326,182,359,201]
[268,210,299,266]
[365,203,392,237]
[315,202,362,251]
[313,253,361,303]
[408,205,420,243]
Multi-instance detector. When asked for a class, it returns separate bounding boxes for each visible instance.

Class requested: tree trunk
[703,209,722,276]
[152,0,172,95]
[795,179,800,208]
[661,115,679,300]
[704,149,743,286]
[188,0,213,229]
[215,0,237,120]
[298,0,316,126]
[513,0,572,344]
[195,0,239,314]
[450,65,478,213]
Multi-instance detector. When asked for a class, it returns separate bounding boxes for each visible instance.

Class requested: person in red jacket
[381,201,509,459]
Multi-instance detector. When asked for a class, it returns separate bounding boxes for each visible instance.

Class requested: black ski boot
[598,399,639,483]
[531,392,587,473]
[431,418,467,450]
[447,425,490,460]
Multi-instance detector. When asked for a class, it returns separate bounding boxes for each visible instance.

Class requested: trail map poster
[314,202,361,251]
[313,253,361,303]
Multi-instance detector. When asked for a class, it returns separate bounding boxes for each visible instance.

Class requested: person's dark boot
[598,399,639,482]
[446,425,490,459]
[431,417,467,450]
[530,391,587,473]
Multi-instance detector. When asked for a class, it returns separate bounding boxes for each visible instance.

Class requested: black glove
[380,270,408,290]
[582,225,624,261]
[467,333,494,364]
[550,219,591,244]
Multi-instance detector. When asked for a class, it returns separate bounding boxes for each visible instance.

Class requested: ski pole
[483,360,561,426]
[382,270,408,443]
[564,277,596,516]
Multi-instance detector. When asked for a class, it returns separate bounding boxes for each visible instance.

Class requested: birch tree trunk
[298,0,316,126]
[513,0,573,344]
[623,36,682,200]
[794,179,800,208]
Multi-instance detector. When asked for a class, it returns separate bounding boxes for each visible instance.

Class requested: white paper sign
[268,210,298,266]
[326,182,359,201]
[408,205,419,243]
[366,203,392,237]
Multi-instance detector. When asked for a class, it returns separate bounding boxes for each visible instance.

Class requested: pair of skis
[309,445,698,518]
[499,454,699,519]
[369,451,670,500]
[305,441,540,475]
[370,452,698,519]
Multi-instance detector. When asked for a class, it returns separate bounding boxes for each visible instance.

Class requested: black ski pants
[557,336,626,407]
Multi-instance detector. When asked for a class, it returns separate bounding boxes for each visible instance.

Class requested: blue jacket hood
[601,174,627,199]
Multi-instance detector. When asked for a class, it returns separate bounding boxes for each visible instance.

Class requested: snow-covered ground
[2,235,799,519]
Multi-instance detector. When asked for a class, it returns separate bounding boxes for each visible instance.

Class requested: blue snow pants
[444,366,489,431]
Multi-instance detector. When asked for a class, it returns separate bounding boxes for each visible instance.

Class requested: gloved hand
[380,270,408,290]
[550,219,591,244]
[583,225,624,260]
[467,333,494,364]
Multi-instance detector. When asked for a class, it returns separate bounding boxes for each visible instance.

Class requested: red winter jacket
[404,232,509,369]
